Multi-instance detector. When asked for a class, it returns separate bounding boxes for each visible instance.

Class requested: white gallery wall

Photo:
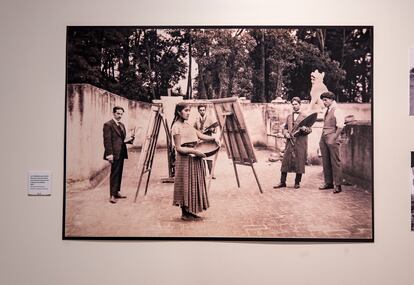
[0,0,413,284]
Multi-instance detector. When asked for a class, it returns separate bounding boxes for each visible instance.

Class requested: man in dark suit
[103,106,134,203]
[273,97,312,189]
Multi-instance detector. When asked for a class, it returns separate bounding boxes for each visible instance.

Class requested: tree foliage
[67,27,373,103]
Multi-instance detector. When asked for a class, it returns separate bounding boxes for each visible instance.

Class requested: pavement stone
[65,148,373,239]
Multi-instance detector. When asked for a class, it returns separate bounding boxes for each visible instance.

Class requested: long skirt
[173,152,210,213]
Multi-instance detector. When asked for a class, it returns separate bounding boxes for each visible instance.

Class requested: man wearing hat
[318,91,345,194]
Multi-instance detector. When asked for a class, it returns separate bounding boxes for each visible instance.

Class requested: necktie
[117,123,125,138]
[324,107,330,119]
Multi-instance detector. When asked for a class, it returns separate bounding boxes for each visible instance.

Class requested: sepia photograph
[64,26,373,241]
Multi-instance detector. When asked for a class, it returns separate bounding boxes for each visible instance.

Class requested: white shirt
[293,112,299,121]
[113,118,120,126]
[326,101,345,128]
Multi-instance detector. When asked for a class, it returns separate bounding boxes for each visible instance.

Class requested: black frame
[63,25,374,242]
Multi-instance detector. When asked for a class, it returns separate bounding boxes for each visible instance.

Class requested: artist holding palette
[194,104,219,179]
[171,102,220,221]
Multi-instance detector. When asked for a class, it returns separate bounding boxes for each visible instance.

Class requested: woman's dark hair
[171,102,190,128]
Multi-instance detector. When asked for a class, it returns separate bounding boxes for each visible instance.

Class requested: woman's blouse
[171,121,198,145]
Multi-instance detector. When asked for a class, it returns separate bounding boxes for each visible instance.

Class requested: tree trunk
[226,53,236,98]
[145,30,156,100]
[186,32,192,99]
[226,29,243,98]
[196,62,207,99]
[120,35,130,97]
[275,64,284,100]
[316,28,326,55]
[260,30,266,103]
[341,29,346,68]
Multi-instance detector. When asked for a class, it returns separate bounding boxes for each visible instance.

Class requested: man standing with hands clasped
[103,106,135,203]
[318,91,345,194]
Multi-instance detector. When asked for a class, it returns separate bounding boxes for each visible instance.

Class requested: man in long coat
[274,97,312,189]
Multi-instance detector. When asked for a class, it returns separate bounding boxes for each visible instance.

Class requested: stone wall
[341,121,373,189]
[249,102,371,158]
[66,84,372,188]
[66,84,152,188]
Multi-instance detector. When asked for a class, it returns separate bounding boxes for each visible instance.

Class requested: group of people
[274,91,344,194]
[102,103,218,221]
[102,90,345,220]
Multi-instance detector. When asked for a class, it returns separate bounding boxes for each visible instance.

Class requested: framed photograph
[64,26,373,241]
[411,152,414,231]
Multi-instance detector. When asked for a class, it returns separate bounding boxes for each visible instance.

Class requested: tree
[296,27,372,102]
[191,29,254,100]
[67,27,372,103]
[67,27,104,86]
[67,27,189,102]
[249,29,299,102]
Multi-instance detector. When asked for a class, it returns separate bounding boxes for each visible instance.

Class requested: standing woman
[171,102,217,221]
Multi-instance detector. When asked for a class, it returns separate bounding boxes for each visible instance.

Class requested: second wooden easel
[134,105,174,202]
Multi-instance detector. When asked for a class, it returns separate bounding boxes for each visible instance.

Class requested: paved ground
[65,148,373,239]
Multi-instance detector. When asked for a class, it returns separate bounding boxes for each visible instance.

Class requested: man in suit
[318,91,345,194]
[274,97,312,189]
[103,106,134,203]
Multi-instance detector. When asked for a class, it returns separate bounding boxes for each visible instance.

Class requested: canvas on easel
[210,97,263,193]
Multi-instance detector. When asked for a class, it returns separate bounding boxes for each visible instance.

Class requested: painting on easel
[64,26,373,241]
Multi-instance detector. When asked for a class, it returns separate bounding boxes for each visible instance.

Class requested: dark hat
[320,91,335,100]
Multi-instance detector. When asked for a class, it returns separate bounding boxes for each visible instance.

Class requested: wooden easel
[209,98,263,194]
[134,105,173,202]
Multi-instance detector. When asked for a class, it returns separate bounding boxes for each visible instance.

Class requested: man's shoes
[294,183,300,189]
[212,176,216,179]
[109,196,117,204]
[333,185,342,194]
[319,183,334,190]
[273,183,287,189]
[115,193,127,199]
